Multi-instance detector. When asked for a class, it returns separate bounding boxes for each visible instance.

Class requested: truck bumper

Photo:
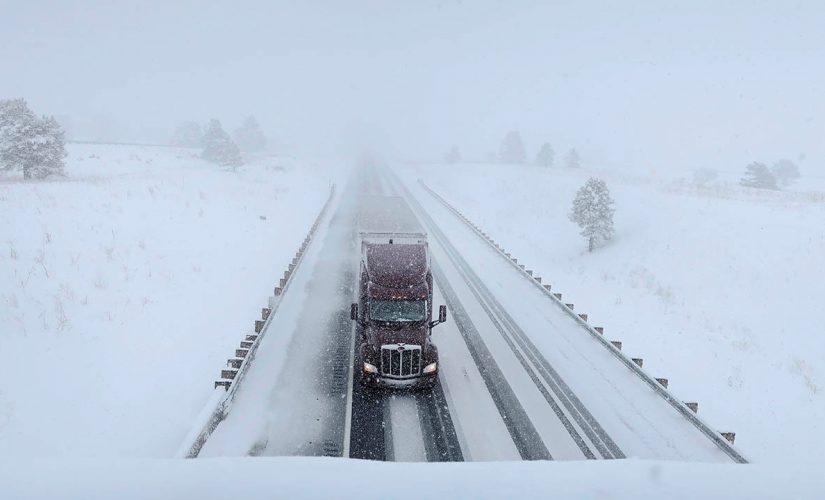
[363,372,437,390]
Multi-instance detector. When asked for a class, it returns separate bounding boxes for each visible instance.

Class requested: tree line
[445,130,581,169]
[171,116,268,169]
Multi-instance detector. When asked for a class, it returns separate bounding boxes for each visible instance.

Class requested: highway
[198,165,745,463]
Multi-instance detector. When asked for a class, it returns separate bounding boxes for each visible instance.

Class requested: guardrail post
[526,269,533,276]
[579,313,588,321]
[254,320,265,333]
[632,358,643,367]
[685,402,699,413]
[655,378,669,388]
[721,432,735,444]
[611,341,622,350]
[240,340,253,349]
[227,358,243,369]
[565,303,574,310]
[535,277,542,283]
[543,284,552,291]
[274,286,282,296]
[236,348,249,358]
[594,327,604,334]
[262,307,272,320]
[221,369,238,380]
[553,293,562,300]
[215,380,231,390]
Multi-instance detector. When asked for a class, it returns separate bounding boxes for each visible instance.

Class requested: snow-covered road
[195,163,746,463]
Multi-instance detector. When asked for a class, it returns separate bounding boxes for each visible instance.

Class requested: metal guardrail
[418,180,748,464]
[175,185,336,458]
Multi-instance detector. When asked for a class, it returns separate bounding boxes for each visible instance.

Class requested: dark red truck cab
[350,196,446,389]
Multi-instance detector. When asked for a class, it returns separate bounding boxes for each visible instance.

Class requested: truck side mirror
[430,305,447,329]
[350,303,358,321]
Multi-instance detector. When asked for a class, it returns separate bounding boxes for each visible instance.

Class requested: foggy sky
[2,1,823,172]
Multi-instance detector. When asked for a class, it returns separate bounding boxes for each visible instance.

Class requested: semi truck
[350,195,447,389]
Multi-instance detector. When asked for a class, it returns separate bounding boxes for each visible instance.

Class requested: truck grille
[380,344,421,378]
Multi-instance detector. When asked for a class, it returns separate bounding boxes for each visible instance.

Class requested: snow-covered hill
[403,161,825,463]
[0,144,337,458]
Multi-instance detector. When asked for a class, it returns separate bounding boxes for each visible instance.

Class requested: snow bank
[1,456,822,499]
[0,144,337,458]
[403,162,825,462]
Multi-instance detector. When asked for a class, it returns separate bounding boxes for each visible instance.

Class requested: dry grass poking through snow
[0,144,336,458]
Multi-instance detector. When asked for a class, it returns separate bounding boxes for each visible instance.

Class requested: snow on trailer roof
[357,195,425,236]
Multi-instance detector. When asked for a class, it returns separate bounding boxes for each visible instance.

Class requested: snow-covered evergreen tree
[565,148,581,168]
[569,177,615,252]
[233,116,267,152]
[201,119,243,168]
[740,162,778,190]
[0,98,67,179]
[444,145,462,164]
[535,142,554,167]
[771,159,800,186]
[171,121,203,147]
[499,130,526,164]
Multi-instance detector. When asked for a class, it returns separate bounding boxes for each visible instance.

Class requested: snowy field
[401,161,825,463]
[0,143,338,458]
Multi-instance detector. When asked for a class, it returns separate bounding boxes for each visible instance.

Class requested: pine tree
[233,116,267,152]
[0,98,67,179]
[535,142,554,167]
[740,162,778,190]
[569,177,615,252]
[771,159,800,187]
[171,121,203,147]
[201,119,243,168]
[499,130,526,164]
[566,148,581,168]
[444,145,462,164]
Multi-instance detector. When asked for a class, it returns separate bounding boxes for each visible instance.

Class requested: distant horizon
[4,1,822,172]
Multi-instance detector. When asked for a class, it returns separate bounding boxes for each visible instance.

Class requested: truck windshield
[370,299,427,323]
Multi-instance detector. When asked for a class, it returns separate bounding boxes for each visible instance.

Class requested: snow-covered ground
[2,456,824,499]
[402,162,825,463]
[0,143,338,458]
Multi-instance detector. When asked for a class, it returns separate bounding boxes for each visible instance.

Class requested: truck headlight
[423,362,437,374]
[363,362,378,374]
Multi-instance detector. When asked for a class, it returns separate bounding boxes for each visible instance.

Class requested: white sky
[2,1,823,172]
